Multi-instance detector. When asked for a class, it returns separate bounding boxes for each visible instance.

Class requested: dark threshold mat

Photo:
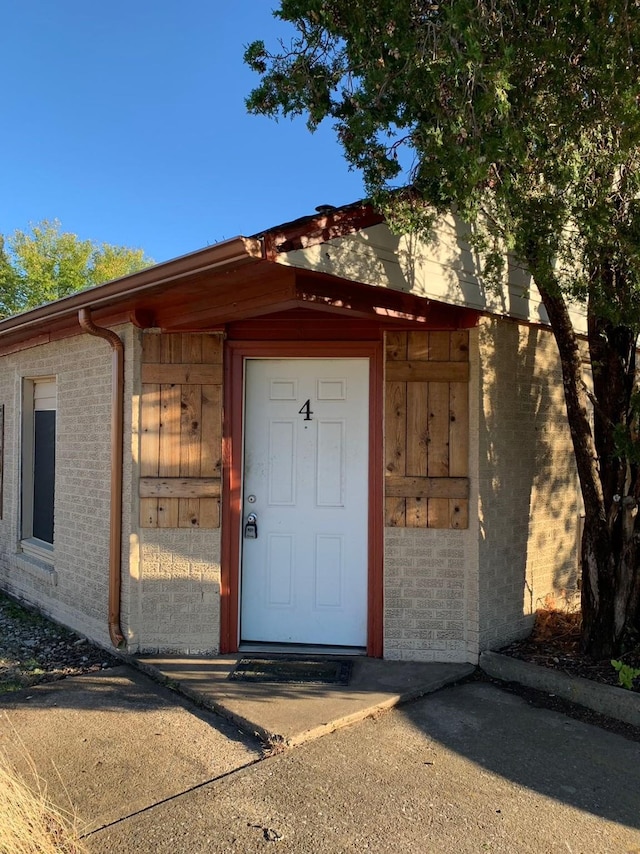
[229,657,353,685]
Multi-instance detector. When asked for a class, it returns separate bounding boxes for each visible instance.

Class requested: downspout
[78,308,126,648]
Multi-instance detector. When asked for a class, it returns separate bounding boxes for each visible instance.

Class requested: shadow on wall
[427,222,580,646]
[477,317,579,649]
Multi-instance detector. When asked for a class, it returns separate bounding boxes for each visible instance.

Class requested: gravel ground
[0,592,119,692]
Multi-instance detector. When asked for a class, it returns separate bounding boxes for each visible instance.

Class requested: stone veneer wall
[476,316,579,650]
[0,326,135,649]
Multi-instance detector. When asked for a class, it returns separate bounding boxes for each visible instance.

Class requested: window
[21,378,56,561]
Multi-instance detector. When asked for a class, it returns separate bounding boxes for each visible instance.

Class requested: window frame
[21,377,57,564]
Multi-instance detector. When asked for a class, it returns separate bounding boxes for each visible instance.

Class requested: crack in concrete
[80,754,267,838]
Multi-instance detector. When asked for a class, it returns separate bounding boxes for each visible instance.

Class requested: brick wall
[0,326,135,649]
[383,527,475,662]
[133,529,220,654]
[476,317,579,649]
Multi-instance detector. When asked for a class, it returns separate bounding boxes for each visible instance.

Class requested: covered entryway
[240,357,369,647]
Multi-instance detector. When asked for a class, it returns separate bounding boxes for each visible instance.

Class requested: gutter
[78,308,126,648]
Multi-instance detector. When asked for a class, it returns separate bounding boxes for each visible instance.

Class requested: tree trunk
[535,279,640,658]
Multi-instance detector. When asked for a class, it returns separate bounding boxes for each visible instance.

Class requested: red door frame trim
[220,340,384,657]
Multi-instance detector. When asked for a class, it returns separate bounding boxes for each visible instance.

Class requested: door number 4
[298,399,313,421]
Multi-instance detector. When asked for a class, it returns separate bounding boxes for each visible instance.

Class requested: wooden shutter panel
[385,331,469,529]
[140,333,223,528]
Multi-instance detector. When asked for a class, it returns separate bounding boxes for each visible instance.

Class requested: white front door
[240,358,369,646]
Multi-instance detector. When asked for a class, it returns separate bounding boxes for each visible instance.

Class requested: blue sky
[0,2,365,263]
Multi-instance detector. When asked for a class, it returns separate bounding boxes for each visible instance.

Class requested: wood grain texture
[141,364,223,385]
[139,477,221,498]
[157,498,180,528]
[450,330,469,362]
[450,499,469,529]
[407,331,429,360]
[406,496,428,527]
[180,384,202,477]
[427,498,451,528]
[200,384,222,477]
[385,381,406,476]
[449,382,469,477]
[140,333,224,529]
[427,382,450,477]
[179,497,201,528]
[140,383,160,527]
[385,476,469,498]
[385,361,469,383]
[385,496,406,527]
[385,331,407,361]
[384,329,470,529]
[406,382,428,476]
[428,331,451,361]
[142,333,161,363]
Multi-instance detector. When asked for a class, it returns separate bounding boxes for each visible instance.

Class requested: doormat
[229,657,353,686]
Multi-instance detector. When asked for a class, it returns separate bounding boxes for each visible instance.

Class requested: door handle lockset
[244,513,258,539]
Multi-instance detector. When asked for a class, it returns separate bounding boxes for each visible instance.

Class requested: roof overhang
[0,203,479,356]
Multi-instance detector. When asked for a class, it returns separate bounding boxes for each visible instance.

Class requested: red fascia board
[261,203,385,259]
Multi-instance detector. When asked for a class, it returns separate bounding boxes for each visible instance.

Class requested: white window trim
[20,536,55,565]
[21,377,56,562]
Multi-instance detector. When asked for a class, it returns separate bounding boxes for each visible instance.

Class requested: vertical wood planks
[385,330,469,529]
[140,335,161,527]
[140,332,223,528]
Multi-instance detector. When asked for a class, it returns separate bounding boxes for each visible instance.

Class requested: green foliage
[611,659,640,690]
[0,220,153,319]
[245,1,640,304]
[247,1,640,655]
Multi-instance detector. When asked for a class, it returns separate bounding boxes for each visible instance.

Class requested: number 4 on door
[298,399,313,421]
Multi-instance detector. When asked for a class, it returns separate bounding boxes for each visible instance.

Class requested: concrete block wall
[0,326,135,649]
[133,529,221,654]
[476,316,579,650]
[383,527,475,662]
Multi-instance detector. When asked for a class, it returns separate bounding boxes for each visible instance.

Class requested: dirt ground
[501,608,640,690]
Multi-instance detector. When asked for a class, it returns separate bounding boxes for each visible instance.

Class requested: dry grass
[531,608,582,645]
[0,750,86,854]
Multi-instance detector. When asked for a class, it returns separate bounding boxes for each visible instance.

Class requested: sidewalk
[135,654,475,746]
[2,662,640,852]
[0,666,263,834]
[0,656,472,834]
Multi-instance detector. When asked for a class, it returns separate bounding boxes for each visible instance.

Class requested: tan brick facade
[133,529,220,653]
[476,317,580,650]
[0,315,580,662]
[0,326,135,648]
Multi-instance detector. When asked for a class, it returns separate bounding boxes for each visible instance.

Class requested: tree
[0,220,153,318]
[245,0,640,657]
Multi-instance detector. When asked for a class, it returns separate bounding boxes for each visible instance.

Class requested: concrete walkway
[2,665,640,852]
[136,654,475,746]
[0,666,263,834]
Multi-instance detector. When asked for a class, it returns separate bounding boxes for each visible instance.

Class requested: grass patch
[0,749,86,854]
[0,596,42,626]
[0,680,27,694]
